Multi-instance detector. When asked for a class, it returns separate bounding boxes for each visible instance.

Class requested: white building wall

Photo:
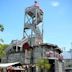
[33,47,42,63]
[58,61,63,72]
[55,60,63,72]
[24,49,31,64]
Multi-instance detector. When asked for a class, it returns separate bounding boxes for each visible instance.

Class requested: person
[34,1,39,7]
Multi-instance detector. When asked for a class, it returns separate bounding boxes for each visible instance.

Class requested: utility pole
[70,42,72,59]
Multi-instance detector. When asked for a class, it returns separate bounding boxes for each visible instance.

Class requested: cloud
[51,1,60,7]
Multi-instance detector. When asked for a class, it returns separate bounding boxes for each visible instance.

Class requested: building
[2,41,64,72]
[64,59,72,72]
[63,49,72,72]
[2,2,64,72]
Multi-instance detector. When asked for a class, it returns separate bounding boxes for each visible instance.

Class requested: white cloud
[51,1,60,7]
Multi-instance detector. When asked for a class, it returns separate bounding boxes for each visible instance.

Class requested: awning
[0,62,19,68]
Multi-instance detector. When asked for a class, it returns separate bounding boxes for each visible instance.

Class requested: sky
[0,0,72,51]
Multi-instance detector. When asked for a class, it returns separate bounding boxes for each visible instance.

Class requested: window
[13,46,16,52]
[18,47,20,52]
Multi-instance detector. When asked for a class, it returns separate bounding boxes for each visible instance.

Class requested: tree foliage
[0,24,4,32]
[0,44,9,58]
[0,24,4,43]
[36,58,51,70]
[0,24,7,58]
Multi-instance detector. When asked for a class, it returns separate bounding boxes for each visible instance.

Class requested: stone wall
[2,52,25,63]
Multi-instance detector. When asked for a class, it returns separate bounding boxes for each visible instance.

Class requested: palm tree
[36,58,51,72]
[0,24,4,62]
[0,24,4,32]
[0,24,4,43]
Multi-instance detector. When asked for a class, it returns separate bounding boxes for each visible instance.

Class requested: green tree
[0,44,9,58]
[36,58,51,72]
[0,24,8,62]
[0,24,4,32]
[0,24,4,42]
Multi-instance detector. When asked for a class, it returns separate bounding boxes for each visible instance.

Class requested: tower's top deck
[25,1,43,18]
